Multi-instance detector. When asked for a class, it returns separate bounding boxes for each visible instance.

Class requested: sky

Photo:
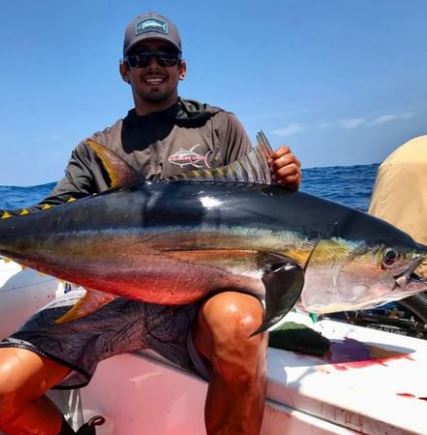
[0,0,426,186]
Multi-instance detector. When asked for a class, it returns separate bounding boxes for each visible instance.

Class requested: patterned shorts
[0,290,209,389]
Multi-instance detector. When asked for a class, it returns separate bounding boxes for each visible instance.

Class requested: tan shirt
[43,99,252,205]
[369,135,427,245]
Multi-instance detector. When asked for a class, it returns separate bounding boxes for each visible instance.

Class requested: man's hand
[268,146,302,190]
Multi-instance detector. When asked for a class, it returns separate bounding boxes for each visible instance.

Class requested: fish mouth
[413,254,427,279]
[410,271,424,283]
[411,261,427,283]
[394,256,427,289]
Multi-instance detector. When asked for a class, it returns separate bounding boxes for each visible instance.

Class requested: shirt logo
[168,144,210,169]
[135,18,168,36]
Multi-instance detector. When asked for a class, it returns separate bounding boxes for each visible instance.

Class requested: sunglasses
[124,51,181,68]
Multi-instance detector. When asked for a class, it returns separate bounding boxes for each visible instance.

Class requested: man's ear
[119,61,131,83]
[178,60,187,81]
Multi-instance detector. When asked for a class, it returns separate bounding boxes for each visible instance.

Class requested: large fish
[0,134,426,335]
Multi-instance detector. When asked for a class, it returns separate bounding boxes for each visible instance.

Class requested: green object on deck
[309,312,318,323]
[268,321,331,356]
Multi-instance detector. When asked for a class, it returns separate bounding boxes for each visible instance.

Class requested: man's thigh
[0,290,201,389]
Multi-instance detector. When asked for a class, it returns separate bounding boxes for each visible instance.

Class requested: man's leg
[0,347,70,435]
[192,291,268,435]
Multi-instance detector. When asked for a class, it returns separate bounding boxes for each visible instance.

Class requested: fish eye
[382,248,400,268]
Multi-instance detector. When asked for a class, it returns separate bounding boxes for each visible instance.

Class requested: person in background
[369,135,427,245]
[369,134,427,320]
[0,11,301,435]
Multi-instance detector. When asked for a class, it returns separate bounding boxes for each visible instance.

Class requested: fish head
[300,238,427,313]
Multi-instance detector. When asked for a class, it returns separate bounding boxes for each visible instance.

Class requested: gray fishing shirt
[42,98,252,205]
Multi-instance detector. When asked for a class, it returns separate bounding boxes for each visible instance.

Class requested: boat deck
[81,313,427,434]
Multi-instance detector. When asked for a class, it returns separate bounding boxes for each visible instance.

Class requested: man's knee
[0,348,68,424]
[0,361,26,423]
[200,291,264,333]
[194,291,267,365]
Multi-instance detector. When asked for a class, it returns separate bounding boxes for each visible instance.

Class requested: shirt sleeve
[214,112,253,164]
[40,141,110,206]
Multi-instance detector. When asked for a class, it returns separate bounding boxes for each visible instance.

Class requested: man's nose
[147,55,161,68]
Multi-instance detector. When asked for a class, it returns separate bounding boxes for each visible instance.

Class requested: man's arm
[40,141,110,207]
[215,112,253,164]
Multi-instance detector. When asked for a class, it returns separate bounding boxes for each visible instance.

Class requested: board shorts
[0,289,211,388]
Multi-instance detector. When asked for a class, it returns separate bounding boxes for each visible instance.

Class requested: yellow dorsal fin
[255,130,274,158]
[54,289,116,324]
[85,139,143,189]
[168,132,274,185]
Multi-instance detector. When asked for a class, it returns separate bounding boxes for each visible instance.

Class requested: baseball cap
[123,12,182,55]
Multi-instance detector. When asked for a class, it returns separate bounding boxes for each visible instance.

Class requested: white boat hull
[1,259,426,435]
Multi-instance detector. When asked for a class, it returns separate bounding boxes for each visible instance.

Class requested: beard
[138,80,179,104]
[132,78,179,111]
[141,88,170,102]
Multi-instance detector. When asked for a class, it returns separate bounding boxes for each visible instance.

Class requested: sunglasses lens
[126,52,180,68]
[158,54,179,66]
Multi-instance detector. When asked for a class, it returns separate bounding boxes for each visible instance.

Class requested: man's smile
[144,75,166,85]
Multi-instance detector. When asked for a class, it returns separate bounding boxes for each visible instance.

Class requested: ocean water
[0,164,379,211]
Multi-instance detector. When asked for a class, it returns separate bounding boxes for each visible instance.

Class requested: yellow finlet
[19,209,30,216]
[41,203,52,210]
[55,289,116,324]
[1,211,12,220]
[67,196,76,203]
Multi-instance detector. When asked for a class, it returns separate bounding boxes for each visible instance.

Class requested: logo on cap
[135,18,168,35]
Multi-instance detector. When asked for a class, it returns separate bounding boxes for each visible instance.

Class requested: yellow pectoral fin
[54,289,116,324]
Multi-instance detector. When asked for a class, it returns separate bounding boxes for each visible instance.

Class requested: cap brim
[124,33,181,55]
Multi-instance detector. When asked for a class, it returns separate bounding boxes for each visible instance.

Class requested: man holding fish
[0,12,301,435]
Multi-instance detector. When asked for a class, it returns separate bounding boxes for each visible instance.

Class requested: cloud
[338,118,366,129]
[271,123,305,137]
[271,111,415,138]
[323,112,415,130]
[369,112,414,126]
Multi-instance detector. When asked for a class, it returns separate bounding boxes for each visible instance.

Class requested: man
[0,12,301,435]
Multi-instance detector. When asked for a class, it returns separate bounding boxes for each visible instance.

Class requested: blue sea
[0,164,379,211]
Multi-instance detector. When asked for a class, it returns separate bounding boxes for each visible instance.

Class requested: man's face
[121,39,186,111]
